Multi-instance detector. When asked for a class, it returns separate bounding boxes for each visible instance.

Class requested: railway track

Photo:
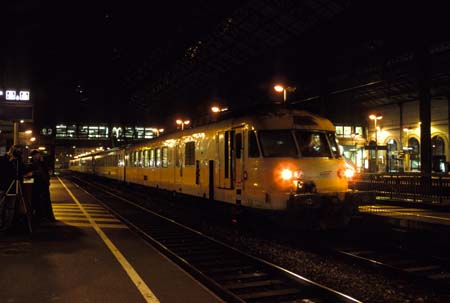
[335,246,450,289]
[69,175,361,303]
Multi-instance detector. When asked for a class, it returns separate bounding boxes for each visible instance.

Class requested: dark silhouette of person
[0,145,28,230]
[29,150,55,222]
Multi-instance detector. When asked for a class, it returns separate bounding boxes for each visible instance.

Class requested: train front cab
[217,112,366,228]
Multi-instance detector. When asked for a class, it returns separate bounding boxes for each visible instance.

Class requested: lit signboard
[0,89,33,121]
[4,90,30,101]
[6,90,16,100]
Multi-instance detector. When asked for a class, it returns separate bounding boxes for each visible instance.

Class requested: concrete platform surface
[0,178,223,303]
[358,204,450,232]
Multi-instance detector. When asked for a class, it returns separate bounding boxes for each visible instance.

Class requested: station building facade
[336,98,449,174]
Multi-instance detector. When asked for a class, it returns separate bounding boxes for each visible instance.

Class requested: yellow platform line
[54,212,114,217]
[57,177,160,303]
[49,222,127,229]
[56,217,121,223]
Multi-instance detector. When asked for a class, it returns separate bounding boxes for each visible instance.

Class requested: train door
[233,128,245,205]
[174,143,183,190]
[218,130,233,188]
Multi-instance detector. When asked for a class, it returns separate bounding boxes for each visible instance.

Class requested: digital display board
[0,89,33,121]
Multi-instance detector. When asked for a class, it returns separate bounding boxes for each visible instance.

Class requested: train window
[149,149,155,167]
[185,141,195,166]
[248,131,260,158]
[235,134,242,159]
[259,130,297,158]
[135,151,139,166]
[156,148,161,167]
[327,132,342,158]
[143,150,149,167]
[162,147,168,168]
[296,131,332,158]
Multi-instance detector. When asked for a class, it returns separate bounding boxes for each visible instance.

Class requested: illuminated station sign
[0,90,30,101]
[0,89,33,121]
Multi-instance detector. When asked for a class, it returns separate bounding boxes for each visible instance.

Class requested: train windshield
[259,130,298,157]
[295,131,332,158]
[327,132,343,158]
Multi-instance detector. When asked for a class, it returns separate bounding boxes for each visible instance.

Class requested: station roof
[3,1,450,129]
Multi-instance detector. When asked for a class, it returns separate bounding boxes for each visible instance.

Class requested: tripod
[3,159,33,234]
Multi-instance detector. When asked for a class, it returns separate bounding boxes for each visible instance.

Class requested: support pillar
[447,95,450,171]
[398,103,404,172]
[13,122,19,145]
[417,46,432,176]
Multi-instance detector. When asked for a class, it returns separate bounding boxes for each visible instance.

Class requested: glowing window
[343,126,352,137]
[149,149,155,167]
[162,147,168,168]
[156,148,161,167]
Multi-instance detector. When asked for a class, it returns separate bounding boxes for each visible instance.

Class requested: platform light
[38,146,46,150]
[274,85,284,92]
[30,137,36,142]
[273,84,296,103]
[211,106,229,113]
[20,120,24,123]
[25,130,32,134]
[151,128,165,137]
[176,119,190,131]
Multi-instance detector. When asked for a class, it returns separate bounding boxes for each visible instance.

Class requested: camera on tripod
[8,145,24,162]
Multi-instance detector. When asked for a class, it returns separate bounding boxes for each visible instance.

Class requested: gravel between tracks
[83,178,450,303]
[202,225,450,303]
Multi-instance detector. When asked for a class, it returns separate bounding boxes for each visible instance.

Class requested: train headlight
[281,169,293,181]
[344,168,355,178]
[338,165,355,179]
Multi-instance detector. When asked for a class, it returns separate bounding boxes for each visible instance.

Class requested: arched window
[387,139,398,154]
[432,136,446,172]
[387,139,398,172]
[408,138,420,170]
[432,136,445,156]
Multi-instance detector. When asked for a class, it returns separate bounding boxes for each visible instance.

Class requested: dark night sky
[2,1,450,129]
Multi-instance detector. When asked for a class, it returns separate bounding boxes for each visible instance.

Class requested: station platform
[358,202,450,233]
[0,177,223,303]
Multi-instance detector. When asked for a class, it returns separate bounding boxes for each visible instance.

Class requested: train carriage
[70,106,366,228]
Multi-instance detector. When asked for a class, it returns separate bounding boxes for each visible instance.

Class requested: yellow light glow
[274,85,284,92]
[369,114,383,120]
[344,168,355,178]
[184,120,190,125]
[281,169,293,181]
[211,106,220,113]
[38,146,46,150]
[25,130,32,134]
[30,137,36,142]
[176,119,182,125]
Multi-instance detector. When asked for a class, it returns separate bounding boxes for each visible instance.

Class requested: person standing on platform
[29,150,55,222]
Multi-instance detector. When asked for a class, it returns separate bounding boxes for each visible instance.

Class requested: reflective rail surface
[71,175,361,303]
[353,173,450,205]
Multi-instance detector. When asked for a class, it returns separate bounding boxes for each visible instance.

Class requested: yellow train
[70,107,365,228]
